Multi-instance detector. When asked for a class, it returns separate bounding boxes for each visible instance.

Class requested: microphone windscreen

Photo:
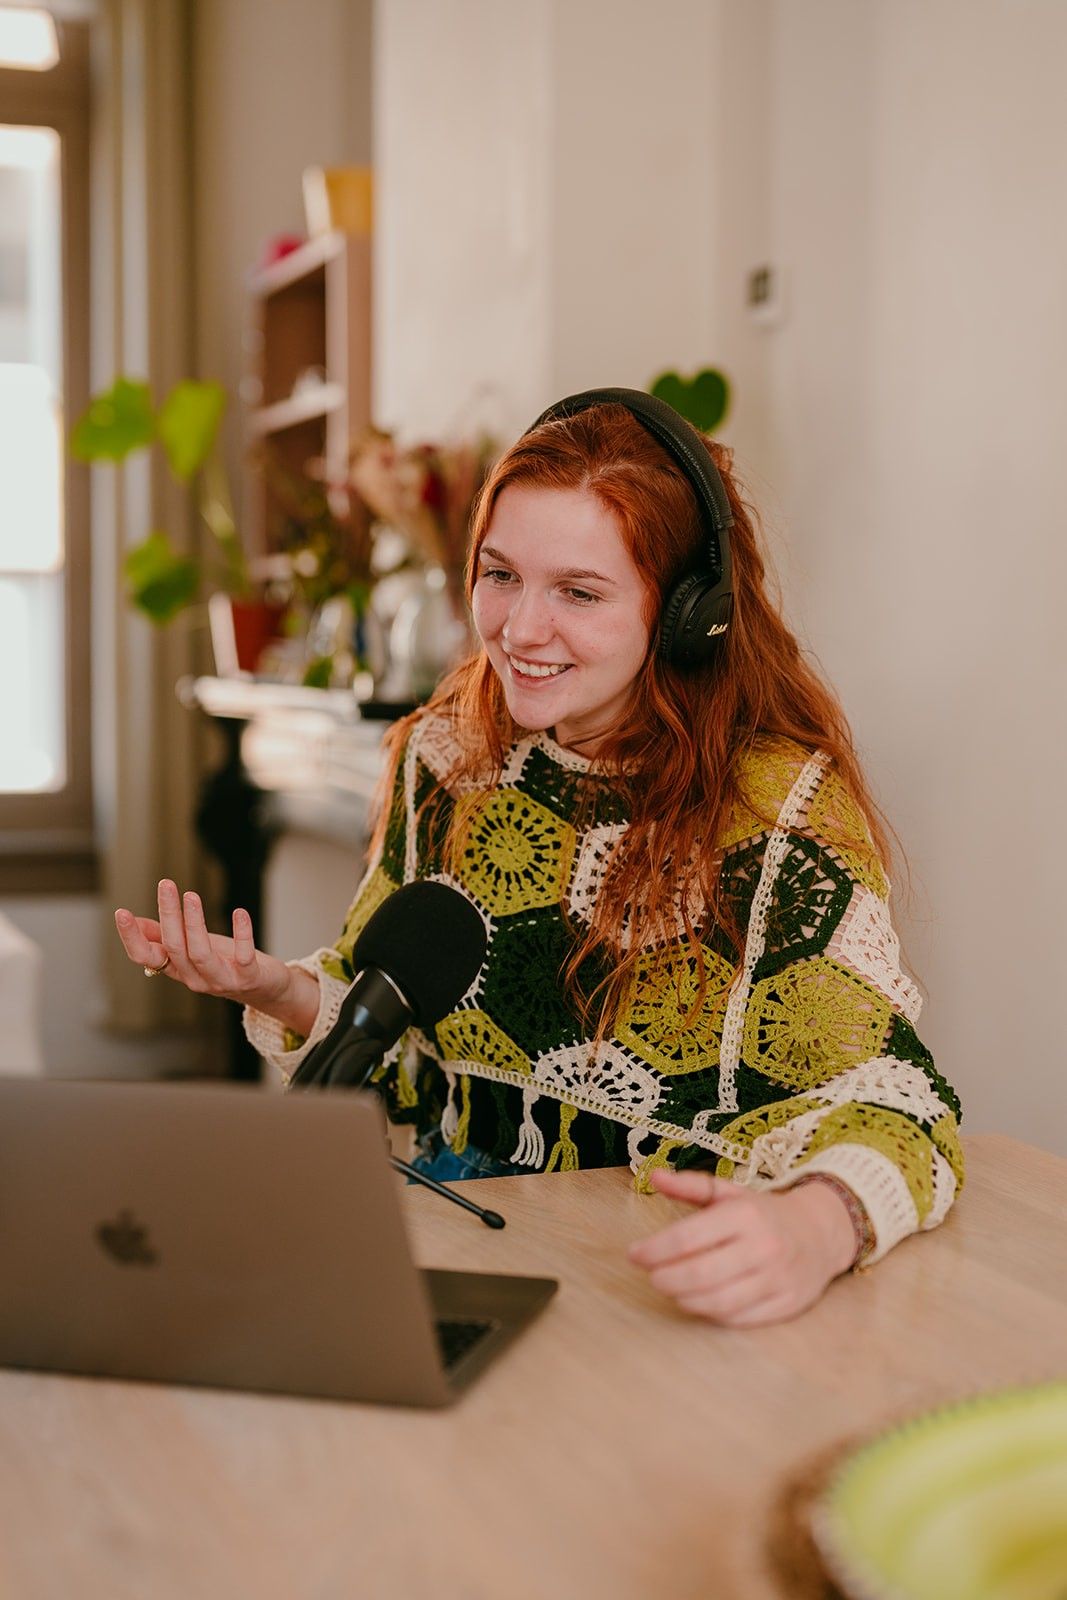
[351,880,487,1027]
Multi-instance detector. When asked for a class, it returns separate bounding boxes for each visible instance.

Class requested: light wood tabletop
[2,1133,1064,1600]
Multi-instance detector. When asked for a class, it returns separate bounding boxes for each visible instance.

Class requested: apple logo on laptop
[95,1208,159,1267]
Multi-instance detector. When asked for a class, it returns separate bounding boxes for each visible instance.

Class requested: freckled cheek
[584,617,650,672]
[470,587,503,644]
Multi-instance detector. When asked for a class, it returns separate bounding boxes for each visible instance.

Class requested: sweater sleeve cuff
[753,1142,927,1267]
[242,953,350,1083]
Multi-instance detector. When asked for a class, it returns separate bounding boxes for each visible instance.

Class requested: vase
[386,566,472,700]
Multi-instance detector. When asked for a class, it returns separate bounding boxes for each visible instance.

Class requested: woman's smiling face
[471,484,652,755]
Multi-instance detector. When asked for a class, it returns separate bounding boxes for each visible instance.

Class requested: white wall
[263,832,364,963]
[738,0,1067,1152]
[373,0,553,439]
[375,0,1067,1154]
[547,1,717,402]
[374,0,718,439]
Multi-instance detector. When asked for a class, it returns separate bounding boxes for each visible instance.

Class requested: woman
[115,391,963,1328]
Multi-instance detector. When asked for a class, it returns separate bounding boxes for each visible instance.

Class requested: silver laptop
[0,1078,556,1407]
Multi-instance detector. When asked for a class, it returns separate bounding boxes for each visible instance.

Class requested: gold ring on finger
[143,955,171,978]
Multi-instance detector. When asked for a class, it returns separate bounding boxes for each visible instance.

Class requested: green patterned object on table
[812,1380,1067,1600]
[649,368,729,434]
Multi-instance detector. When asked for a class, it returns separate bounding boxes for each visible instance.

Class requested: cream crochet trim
[242,953,350,1083]
[432,1058,751,1165]
[741,1057,953,1180]
[403,734,421,884]
[827,885,923,1024]
[702,749,831,1119]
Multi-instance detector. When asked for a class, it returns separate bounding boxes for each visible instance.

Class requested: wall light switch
[746,264,784,327]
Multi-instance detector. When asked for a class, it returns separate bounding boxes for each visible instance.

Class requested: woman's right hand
[114,880,319,1035]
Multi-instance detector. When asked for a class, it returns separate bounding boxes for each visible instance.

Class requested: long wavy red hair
[375,403,894,1031]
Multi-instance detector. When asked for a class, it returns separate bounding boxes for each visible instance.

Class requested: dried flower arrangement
[345,426,498,578]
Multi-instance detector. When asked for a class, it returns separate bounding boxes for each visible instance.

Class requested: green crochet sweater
[248,713,964,1265]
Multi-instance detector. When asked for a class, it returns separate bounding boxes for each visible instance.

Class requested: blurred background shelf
[249,382,346,437]
[243,231,371,556]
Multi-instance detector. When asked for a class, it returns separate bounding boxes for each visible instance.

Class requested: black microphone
[289,880,487,1091]
[288,881,504,1229]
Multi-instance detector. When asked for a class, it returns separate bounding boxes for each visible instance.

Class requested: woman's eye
[564,587,598,604]
[480,567,514,585]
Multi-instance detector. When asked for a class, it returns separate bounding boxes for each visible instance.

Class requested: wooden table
[2,1134,1064,1599]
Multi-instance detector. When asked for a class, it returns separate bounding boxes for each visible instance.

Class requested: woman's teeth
[508,657,570,679]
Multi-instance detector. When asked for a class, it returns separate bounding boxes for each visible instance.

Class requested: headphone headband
[524,386,734,668]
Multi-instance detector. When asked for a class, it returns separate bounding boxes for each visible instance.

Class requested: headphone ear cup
[658,572,706,664]
[659,576,733,668]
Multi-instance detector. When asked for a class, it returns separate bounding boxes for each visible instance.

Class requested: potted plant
[260,452,376,688]
[71,376,283,672]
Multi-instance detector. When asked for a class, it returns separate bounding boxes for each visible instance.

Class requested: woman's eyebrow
[478,545,617,585]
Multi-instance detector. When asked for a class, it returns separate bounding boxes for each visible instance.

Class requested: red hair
[376,404,895,1031]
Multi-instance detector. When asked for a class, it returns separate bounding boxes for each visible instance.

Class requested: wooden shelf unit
[243,231,371,557]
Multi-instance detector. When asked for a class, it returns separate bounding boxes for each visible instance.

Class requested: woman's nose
[502,588,554,649]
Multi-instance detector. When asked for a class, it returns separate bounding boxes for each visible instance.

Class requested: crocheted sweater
[246,713,964,1265]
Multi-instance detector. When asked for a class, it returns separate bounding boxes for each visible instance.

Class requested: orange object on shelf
[302,166,373,237]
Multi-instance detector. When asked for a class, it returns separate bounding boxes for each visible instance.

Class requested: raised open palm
[114,879,305,1020]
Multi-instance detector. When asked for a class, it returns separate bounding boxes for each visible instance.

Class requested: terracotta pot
[209,593,288,676]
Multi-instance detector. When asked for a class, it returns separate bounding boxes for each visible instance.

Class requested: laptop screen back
[0,1079,453,1406]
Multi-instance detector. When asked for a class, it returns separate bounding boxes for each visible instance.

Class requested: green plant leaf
[302,655,334,689]
[346,580,372,616]
[123,531,200,624]
[650,368,730,434]
[157,379,226,480]
[198,452,250,596]
[70,378,156,462]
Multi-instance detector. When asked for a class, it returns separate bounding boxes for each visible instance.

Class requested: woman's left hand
[627,1168,860,1327]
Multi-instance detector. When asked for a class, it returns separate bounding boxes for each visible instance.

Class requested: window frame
[0,20,93,890]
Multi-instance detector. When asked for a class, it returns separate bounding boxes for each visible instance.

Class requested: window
[0,17,92,889]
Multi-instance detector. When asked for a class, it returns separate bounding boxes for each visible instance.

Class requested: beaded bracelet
[790,1172,876,1272]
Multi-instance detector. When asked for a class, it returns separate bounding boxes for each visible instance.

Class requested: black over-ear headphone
[526,386,734,669]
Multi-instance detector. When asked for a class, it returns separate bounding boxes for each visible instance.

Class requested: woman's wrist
[787,1173,872,1276]
[250,965,321,1040]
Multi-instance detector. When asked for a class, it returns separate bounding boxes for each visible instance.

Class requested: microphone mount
[391,1154,505,1230]
[289,1011,507,1229]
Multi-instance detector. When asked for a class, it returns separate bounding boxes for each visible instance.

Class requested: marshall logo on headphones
[706,622,729,637]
